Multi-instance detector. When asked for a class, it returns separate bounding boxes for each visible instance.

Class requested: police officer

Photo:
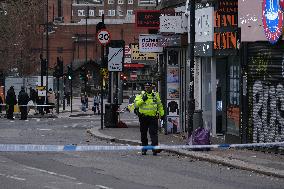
[18,86,29,120]
[134,82,164,155]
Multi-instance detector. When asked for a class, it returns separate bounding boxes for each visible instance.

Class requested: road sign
[108,47,123,71]
[97,29,111,45]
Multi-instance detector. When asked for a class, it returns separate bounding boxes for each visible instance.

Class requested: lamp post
[188,0,195,136]
[85,6,89,95]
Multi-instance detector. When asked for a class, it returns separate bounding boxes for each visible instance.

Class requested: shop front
[239,0,284,143]
[193,0,240,142]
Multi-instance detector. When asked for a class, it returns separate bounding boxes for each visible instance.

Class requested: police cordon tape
[0,141,283,152]
[0,104,54,107]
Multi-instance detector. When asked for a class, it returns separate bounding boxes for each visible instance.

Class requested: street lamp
[188,0,195,136]
[85,6,89,95]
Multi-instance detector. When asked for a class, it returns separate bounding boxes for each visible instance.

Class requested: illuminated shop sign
[136,10,160,29]
[262,0,283,44]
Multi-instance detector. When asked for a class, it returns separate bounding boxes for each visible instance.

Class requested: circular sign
[97,29,111,45]
[262,0,283,44]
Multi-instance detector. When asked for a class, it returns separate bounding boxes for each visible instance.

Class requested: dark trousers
[20,106,28,120]
[7,105,14,119]
[139,116,158,149]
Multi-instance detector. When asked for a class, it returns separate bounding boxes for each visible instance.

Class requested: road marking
[7,175,26,181]
[37,129,52,131]
[95,185,113,189]
[44,186,60,189]
[0,173,26,181]
[24,166,76,180]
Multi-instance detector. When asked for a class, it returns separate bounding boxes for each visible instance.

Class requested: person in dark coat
[0,95,3,113]
[6,86,17,120]
[29,87,37,104]
[18,86,29,120]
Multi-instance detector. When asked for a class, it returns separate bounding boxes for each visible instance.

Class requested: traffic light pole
[63,76,66,111]
[70,62,73,113]
[100,14,105,130]
[56,76,60,114]
[45,0,49,104]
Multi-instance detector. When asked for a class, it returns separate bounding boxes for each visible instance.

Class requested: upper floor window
[99,10,104,17]
[108,10,116,16]
[78,10,85,17]
[108,0,114,4]
[127,10,133,15]
[118,10,124,16]
[118,0,124,4]
[139,0,155,6]
[89,10,95,17]
[128,0,133,4]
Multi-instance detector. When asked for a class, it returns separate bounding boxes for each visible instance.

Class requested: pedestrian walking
[18,86,29,120]
[5,86,17,120]
[134,82,164,156]
[92,93,100,115]
[66,92,70,106]
[81,94,87,112]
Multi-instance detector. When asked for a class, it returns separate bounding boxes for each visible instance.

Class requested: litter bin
[193,110,203,131]
[104,104,118,128]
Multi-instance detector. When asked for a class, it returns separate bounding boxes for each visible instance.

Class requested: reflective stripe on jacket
[134,91,164,117]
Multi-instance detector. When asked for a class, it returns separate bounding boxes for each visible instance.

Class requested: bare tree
[0,0,45,76]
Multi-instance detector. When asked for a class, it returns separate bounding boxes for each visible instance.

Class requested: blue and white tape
[0,104,54,107]
[0,141,283,152]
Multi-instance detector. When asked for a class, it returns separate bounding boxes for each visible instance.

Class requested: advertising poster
[167,116,180,133]
[167,100,179,116]
[167,83,179,99]
[167,68,179,83]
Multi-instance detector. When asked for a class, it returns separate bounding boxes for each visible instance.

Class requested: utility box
[193,110,203,131]
[104,104,118,128]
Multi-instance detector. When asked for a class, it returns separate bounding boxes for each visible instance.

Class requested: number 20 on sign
[97,29,111,46]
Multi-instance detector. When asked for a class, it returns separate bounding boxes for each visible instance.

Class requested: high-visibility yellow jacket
[134,91,164,117]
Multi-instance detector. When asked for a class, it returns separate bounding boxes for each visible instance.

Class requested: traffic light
[120,73,127,81]
[80,67,87,81]
[57,57,64,77]
[67,65,73,80]
[41,58,47,76]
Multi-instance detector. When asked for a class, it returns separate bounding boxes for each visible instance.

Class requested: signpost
[96,15,108,130]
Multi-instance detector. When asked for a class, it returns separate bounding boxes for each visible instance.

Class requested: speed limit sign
[97,29,111,45]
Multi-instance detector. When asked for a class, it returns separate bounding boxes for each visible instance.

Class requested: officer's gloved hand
[142,95,148,101]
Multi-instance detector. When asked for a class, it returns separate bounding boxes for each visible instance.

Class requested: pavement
[1,97,284,179]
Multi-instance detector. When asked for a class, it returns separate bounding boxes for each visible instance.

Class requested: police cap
[144,82,154,87]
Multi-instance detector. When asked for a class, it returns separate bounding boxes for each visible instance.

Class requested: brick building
[41,0,157,95]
